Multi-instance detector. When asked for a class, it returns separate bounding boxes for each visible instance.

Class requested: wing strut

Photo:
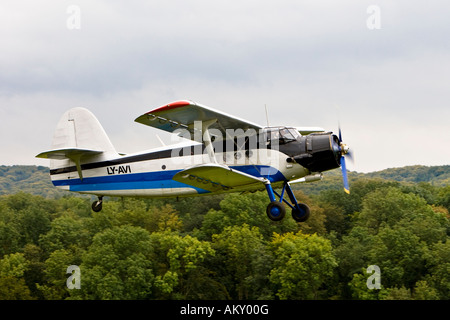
[199,118,218,164]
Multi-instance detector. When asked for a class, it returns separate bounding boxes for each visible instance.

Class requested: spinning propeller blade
[341,155,350,194]
[338,124,351,194]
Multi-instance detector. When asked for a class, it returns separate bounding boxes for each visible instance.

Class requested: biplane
[36,100,351,222]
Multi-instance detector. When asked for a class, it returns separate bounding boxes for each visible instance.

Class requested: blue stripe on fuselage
[51,165,286,192]
[52,169,199,192]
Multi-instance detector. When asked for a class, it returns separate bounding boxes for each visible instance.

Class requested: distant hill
[363,165,450,186]
[0,164,448,198]
[0,165,66,198]
[288,165,449,195]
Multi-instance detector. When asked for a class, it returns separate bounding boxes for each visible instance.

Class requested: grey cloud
[1,1,449,172]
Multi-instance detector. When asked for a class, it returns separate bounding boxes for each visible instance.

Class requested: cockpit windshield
[288,128,301,139]
[279,128,297,143]
[266,127,300,145]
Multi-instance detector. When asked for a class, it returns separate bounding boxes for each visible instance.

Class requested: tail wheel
[292,203,310,222]
[266,201,286,221]
[91,201,102,212]
[91,197,103,212]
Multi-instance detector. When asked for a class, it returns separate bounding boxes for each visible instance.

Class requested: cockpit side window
[270,130,280,141]
[265,127,298,146]
[279,128,296,143]
[288,128,301,139]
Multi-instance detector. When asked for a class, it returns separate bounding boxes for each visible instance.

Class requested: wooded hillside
[0,165,448,300]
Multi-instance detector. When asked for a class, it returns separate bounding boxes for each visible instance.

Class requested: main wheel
[292,203,310,222]
[266,201,286,221]
[91,200,103,212]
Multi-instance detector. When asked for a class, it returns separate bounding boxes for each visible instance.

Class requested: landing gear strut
[91,196,103,212]
[264,181,310,222]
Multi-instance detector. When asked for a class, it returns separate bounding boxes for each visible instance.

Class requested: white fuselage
[49,143,309,198]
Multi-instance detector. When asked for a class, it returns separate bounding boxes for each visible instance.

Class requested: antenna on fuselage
[264,104,270,127]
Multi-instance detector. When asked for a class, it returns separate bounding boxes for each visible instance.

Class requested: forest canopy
[0,165,449,300]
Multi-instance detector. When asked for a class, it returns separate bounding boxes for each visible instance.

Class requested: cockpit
[264,126,301,145]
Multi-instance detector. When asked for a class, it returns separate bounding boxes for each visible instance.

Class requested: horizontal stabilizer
[36,148,103,181]
[36,148,103,160]
[173,163,265,192]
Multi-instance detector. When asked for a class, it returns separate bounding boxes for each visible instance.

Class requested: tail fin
[36,107,117,179]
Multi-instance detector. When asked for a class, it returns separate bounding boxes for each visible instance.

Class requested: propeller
[338,125,352,194]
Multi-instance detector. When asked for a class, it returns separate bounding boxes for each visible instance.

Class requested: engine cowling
[291,132,341,172]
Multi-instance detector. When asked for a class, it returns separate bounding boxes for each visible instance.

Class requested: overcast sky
[1,0,449,173]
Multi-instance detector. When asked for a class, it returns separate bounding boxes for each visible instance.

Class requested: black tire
[292,203,310,222]
[91,201,102,212]
[266,201,286,221]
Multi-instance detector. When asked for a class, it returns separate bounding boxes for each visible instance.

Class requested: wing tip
[146,100,193,114]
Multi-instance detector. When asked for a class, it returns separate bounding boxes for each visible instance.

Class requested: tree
[367,226,427,289]
[39,213,90,254]
[90,199,183,234]
[348,271,389,300]
[424,240,450,299]
[0,219,20,257]
[412,280,440,300]
[145,204,183,233]
[0,193,53,249]
[437,185,450,213]
[269,231,337,299]
[355,187,444,237]
[22,244,46,299]
[320,202,347,237]
[38,249,79,300]
[199,191,298,240]
[75,225,155,300]
[334,226,375,281]
[0,164,448,300]
[149,231,215,299]
[337,186,449,298]
[0,253,34,299]
[293,190,327,235]
[211,224,269,299]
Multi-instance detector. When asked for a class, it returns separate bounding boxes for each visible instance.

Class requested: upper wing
[134,100,263,140]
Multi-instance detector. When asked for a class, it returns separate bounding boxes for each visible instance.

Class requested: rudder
[50,107,116,154]
[36,107,118,179]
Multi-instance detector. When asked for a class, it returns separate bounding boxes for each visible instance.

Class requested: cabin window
[278,128,297,144]
[265,127,298,146]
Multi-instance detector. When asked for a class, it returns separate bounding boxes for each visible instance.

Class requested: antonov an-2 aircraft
[36,100,351,222]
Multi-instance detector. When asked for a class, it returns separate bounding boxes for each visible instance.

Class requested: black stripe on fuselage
[49,146,191,175]
[49,140,293,176]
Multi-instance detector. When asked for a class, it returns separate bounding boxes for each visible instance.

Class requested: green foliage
[0,253,34,299]
[150,231,214,299]
[365,165,450,186]
[269,232,337,299]
[0,165,449,300]
[334,185,450,299]
[198,191,298,240]
[75,225,155,300]
[212,224,268,299]
[0,166,68,198]
[423,240,450,299]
